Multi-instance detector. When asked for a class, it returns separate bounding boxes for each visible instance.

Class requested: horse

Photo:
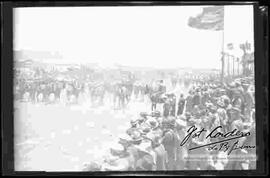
[112,83,130,109]
[90,83,106,106]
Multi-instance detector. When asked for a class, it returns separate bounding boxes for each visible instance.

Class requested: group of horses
[16,78,177,113]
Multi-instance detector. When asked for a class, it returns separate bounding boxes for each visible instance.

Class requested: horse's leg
[116,95,120,109]
[113,94,116,109]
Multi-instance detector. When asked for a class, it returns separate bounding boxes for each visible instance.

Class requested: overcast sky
[14,5,254,69]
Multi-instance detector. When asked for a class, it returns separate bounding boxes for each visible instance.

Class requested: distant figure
[177,94,186,116]
[60,87,68,105]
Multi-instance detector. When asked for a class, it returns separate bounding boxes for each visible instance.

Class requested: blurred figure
[177,94,186,116]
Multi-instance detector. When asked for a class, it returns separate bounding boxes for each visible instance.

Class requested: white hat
[175,119,187,129]
[110,142,124,152]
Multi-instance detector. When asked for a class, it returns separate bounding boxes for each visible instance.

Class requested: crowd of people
[82,75,256,171]
[14,67,256,171]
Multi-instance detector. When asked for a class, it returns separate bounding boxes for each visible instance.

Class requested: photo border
[1,1,269,176]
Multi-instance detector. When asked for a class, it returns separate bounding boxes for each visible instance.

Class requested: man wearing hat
[175,118,188,170]
[169,93,177,116]
[231,92,243,111]
[206,103,220,131]
[134,138,156,170]
[227,106,242,131]
[126,116,140,137]
[185,92,194,113]
[158,80,166,94]
[217,99,229,133]
[161,116,177,170]
[102,139,136,171]
[187,117,212,170]
[146,133,167,170]
[242,83,254,120]
[147,117,163,139]
[201,90,210,107]
[192,88,201,107]
[82,161,102,171]
[163,97,171,117]
[138,114,154,136]
[151,110,161,118]
[184,112,194,127]
[192,105,201,120]
[221,94,231,108]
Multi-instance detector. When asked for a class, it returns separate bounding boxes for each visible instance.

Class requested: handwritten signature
[180,125,255,155]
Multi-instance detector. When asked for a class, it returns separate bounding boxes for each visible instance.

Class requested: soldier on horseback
[149,80,167,111]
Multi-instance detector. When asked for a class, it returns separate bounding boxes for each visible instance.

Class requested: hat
[178,115,186,121]
[148,118,159,130]
[242,83,249,87]
[201,116,210,124]
[145,133,162,146]
[141,127,151,134]
[130,129,143,140]
[118,134,132,146]
[209,105,217,112]
[235,83,241,88]
[175,119,187,129]
[206,102,214,108]
[83,161,101,171]
[151,110,161,117]
[229,106,241,113]
[134,140,152,155]
[185,112,192,118]
[110,142,125,151]
[217,99,225,108]
[110,143,125,156]
[219,88,226,93]
[140,112,148,118]
[228,82,236,88]
[130,116,138,124]
[188,118,201,125]
[136,157,155,170]
[162,116,176,128]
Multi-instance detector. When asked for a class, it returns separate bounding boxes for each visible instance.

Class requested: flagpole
[221,26,225,83]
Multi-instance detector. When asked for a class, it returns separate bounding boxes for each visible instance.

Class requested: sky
[13,5,254,69]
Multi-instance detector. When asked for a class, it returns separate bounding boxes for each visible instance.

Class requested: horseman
[113,81,128,109]
[150,80,167,111]
[158,80,166,94]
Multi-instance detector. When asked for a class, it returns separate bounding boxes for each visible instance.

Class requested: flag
[188,6,224,31]
[227,43,234,50]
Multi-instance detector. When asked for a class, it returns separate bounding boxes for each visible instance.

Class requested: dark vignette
[1,1,269,176]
